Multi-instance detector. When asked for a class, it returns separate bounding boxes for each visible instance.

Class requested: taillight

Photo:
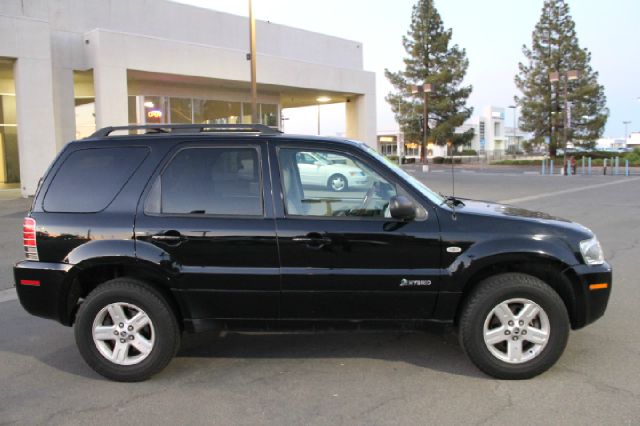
[23,217,38,261]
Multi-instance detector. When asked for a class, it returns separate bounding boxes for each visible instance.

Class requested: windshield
[358,142,444,204]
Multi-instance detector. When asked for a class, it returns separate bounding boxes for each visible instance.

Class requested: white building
[626,132,640,149]
[596,137,627,150]
[463,106,528,156]
[0,0,376,196]
[379,105,528,160]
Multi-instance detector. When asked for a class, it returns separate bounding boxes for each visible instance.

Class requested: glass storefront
[128,95,279,128]
[0,59,19,186]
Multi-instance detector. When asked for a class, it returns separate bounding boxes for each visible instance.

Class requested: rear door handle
[151,231,186,243]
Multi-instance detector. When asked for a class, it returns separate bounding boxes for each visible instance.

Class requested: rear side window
[43,147,148,213]
[144,147,263,216]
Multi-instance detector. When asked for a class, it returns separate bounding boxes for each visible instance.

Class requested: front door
[134,142,279,320]
[271,144,441,320]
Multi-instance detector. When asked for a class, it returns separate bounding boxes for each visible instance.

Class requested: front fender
[444,236,579,293]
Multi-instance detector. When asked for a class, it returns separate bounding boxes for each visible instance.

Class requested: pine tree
[515,0,608,157]
[385,0,473,160]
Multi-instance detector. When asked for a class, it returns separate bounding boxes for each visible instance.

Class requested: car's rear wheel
[74,278,180,382]
[458,273,569,379]
[327,173,348,192]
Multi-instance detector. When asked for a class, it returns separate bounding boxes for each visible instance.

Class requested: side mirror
[389,195,416,221]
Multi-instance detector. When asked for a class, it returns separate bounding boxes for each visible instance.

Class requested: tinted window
[145,147,262,216]
[43,147,148,213]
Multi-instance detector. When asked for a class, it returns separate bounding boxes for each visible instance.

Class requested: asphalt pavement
[1,173,639,425]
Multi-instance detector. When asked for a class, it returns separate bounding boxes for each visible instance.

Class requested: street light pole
[248,0,258,124]
[508,105,517,153]
[411,83,432,164]
[549,70,579,174]
[623,121,631,141]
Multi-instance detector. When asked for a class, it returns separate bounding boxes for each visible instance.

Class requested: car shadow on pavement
[174,329,485,379]
[1,301,484,380]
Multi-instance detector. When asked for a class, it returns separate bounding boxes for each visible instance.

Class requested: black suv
[15,124,611,381]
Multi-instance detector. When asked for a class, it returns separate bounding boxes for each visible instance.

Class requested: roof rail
[89,123,283,138]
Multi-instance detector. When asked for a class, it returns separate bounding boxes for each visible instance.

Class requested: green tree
[515,0,608,157]
[385,0,473,161]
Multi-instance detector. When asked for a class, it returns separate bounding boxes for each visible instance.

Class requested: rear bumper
[563,262,612,329]
[14,261,73,325]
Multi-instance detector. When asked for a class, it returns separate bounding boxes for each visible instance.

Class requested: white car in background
[296,152,370,191]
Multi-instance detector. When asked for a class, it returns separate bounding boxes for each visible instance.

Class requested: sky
[176,0,640,139]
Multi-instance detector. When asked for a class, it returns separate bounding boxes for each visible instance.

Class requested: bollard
[541,159,546,175]
[626,160,630,177]
[550,160,554,175]
[603,158,607,175]
[582,157,585,175]
[615,157,620,175]
[588,157,592,175]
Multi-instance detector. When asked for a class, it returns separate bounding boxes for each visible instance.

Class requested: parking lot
[1,172,639,424]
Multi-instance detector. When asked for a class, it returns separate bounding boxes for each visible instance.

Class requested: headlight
[580,236,604,265]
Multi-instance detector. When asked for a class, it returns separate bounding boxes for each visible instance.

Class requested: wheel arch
[453,254,581,329]
[61,258,185,328]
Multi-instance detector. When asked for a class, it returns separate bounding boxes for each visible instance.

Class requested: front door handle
[292,233,332,247]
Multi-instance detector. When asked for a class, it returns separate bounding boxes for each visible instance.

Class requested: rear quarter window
[43,147,149,213]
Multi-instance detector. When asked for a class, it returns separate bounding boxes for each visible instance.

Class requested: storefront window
[242,102,253,124]
[169,97,192,124]
[127,96,279,129]
[260,104,278,127]
[405,143,420,157]
[143,96,166,124]
[194,100,241,124]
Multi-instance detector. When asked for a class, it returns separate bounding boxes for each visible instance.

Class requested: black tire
[458,273,569,379]
[327,173,348,192]
[74,278,180,382]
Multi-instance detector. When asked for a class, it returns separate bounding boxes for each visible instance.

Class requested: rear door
[271,142,441,320]
[134,141,280,320]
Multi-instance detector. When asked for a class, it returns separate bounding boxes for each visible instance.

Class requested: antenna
[450,141,457,220]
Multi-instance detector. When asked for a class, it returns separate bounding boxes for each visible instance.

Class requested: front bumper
[563,262,612,329]
[14,261,73,325]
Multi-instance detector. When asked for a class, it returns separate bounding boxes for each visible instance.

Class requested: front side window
[279,148,402,218]
[145,147,262,216]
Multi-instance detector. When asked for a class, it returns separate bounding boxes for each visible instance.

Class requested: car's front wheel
[327,173,348,192]
[74,278,180,382]
[458,273,570,379]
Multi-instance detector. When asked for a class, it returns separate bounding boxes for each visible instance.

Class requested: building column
[14,57,58,197]
[345,93,377,149]
[93,64,128,129]
[51,66,76,149]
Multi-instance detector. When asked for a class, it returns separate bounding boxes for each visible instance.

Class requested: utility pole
[248,0,258,124]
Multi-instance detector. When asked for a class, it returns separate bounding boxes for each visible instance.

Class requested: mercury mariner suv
[14,124,611,381]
